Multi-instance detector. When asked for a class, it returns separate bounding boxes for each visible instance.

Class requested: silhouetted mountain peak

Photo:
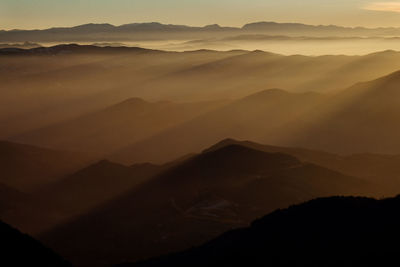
[239,88,292,102]
[240,89,323,105]
[202,138,243,154]
[79,159,125,173]
[379,69,400,82]
[360,50,400,61]
[205,143,257,155]
[248,88,289,97]
[203,24,221,30]
[155,143,303,186]
[106,97,172,114]
[344,69,400,98]
[68,23,115,32]
[115,97,149,107]
[250,49,266,53]
[111,98,175,110]
[203,144,294,159]
[368,70,400,97]
[196,144,300,174]
[118,22,190,31]
[242,21,279,29]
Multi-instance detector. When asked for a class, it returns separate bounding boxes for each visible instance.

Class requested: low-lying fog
[38,37,400,55]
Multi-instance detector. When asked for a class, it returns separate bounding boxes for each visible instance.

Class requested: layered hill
[112,69,400,164]
[206,139,400,195]
[2,159,162,235]
[14,97,224,155]
[110,89,326,164]
[0,140,92,191]
[125,196,400,267]
[41,143,370,266]
[0,46,242,138]
[37,160,162,216]
[3,46,400,141]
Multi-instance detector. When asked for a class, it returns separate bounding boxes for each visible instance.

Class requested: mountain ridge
[14,96,225,156]
[41,142,370,266]
[0,140,93,191]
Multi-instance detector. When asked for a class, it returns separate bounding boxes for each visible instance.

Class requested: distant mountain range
[3,21,400,42]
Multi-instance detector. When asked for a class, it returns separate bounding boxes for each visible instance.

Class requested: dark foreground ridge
[0,220,70,267]
[122,195,400,267]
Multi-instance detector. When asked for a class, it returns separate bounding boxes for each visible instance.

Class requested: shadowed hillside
[37,160,162,216]
[123,195,400,267]
[0,221,70,267]
[41,143,370,266]
[0,183,29,214]
[1,158,162,235]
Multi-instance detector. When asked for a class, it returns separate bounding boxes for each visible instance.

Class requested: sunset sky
[2,0,400,30]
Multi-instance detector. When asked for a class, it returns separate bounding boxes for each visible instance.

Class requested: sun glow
[364,2,400,13]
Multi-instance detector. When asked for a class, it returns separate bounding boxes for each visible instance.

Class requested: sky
[2,0,400,30]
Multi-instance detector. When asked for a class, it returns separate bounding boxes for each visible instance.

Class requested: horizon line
[3,20,400,32]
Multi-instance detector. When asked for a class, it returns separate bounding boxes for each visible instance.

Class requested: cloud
[364,2,400,13]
